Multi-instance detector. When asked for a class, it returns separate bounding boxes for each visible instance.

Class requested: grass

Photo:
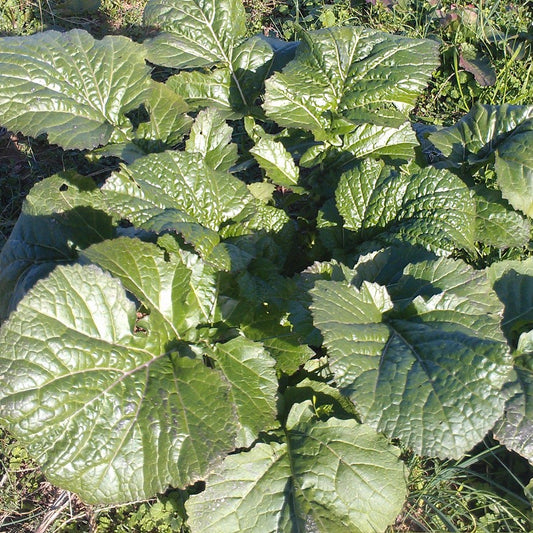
[0,0,531,531]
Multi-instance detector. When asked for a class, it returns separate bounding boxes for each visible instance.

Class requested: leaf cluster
[0,1,531,531]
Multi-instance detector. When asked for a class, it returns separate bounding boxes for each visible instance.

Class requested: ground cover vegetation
[0,0,531,531]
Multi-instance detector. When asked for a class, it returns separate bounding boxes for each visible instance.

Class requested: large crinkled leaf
[144,0,246,69]
[335,159,476,254]
[185,107,238,172]
[81,238,218,345]
[0,172,113,321]
[0,29,151,150]
[102,150,253,231]
[427,103,533,166]
[495,123,533,217]
[263,26,439,135]
[311,252,512,458]
[186,401,406,533]
[0,263,237,504]
[205,337,278,447]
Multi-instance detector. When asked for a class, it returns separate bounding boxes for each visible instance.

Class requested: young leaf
[81,238,219,345]
[342,121,419,160]
[166,69,236,118]
[186,401,406,533]
[135,81,193,148]
[335,159,476,254]
[206,337,278,447]
[249,137,300,188]
[311,253,513,458]
[0,263,238,504]
[186,107,238,172]
[0,30,151,150]
[263,26,439,135]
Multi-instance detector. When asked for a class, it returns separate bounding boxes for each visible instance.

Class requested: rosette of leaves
[263,25,440,141]
[0,236,280,503]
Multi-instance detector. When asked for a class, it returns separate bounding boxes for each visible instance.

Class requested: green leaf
[335,159,476,254]
[186,401,406,533]
[495,123,533,217]
[341,121,418,160]
[488,258,533,347]
[427,103,533,166]
[81,238,219,345]
[473,186,531,248]
[186,107,238,172]
[493,363,533,463]
[144,0,246,69]
[135,81,193,148]
[311,252,513,458]
[102,151,253,231]
[263,26,439,135]
[0,173,113,321]
[206,337,278,447]
[249,137,300,188]
[0,30,151,149]
[165,36,274,116]
[0,263,237,503]
[166,69,236,118]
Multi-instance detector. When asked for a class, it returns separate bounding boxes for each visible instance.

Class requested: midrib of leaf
[76,39,107,121]
[94,369,146,488]
[282,426,309,531]
[276,87,325,130]
[169,358,201,467]
[330,30,358,109]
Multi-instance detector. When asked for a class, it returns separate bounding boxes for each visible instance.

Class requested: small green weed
[394,442,532,532]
